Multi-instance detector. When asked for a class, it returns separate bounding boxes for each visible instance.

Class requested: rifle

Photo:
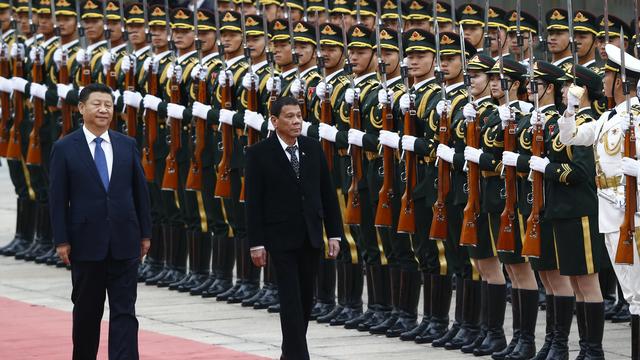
[186,0,204,192]
[285,1,307,119]
[429,10,450,241]
[536,0,548,62]
[141,0,157,181]
[567,0,577,82]
[516,0,524,61]
[604,0,614,110]
[214,2,233,199]
[263,4,277,108]
[120,0,136,137]
[316,14,333,170]
[52,0,72,138]
[161,0,181,191]
[522,36,542,258]
[103,0,118,130]
[482,0,490,55]
[343,16,362,226]
[374,2,393,229]
[238,1,256,203]
[76,0,90,86]
[459,25,480,247]
[496,39,516,253]
[0,11,8,156]
[7,0,24,160]
[27,0,43,166]
[616,28,636,265]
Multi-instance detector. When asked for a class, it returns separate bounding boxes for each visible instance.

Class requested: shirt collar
[177,50,197,63]
[474,95,492,105]
[582,59,596,67]
[225,54,245,67]
[62,39,79,51]
[300,66,317,78]
[615,96,640,114]
[83,125,111,145]
[354,72,376,85]
[154,50,172,61]
[134,45,150,57]
[446,81,465,92]
[276,132,298,152]
[86,40,107,54]
[552,56,572,66]
[281,67,297,78]
[41,36,59,48]
[111,42,127,54]
[538,103,554,113]
[202,51,219,64]
[413,76,434,90]
[26,34,43,47]
[387,75,402,86]
[2,29,15,40]
[252,60,268,72]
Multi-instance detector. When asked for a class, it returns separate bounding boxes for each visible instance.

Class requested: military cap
[507,10,538,34]
[404,0,431,21]
[319,22,344,47]
[243,14,263,36]
[104,1,121,21]
[259,0,281,5]
[270,18,290,42]
[220,10,242,33]
[531,61,569,84]
[330,0,352,15]
[286,0,304,11]
[403,28,435,54]
[125,2,144,24]
[0,0,9,10]
[487,7,508,29]
[573,10,598,35]
[546,8,569,32]
[433,1,453,23]
[487,58,528,82]
[196,9,216,31]
[457,3,484,27]
[308,0,325,12]
[14,0,29,13]
[353,0,376,17]
[597,15,632,40]
[54,0,77,16]
[171,8,194,30]
[604,43,640,79]
[439,31,476,58]
[292,21,316,45]
[347,24,375,49]
[148,5,167,27]
[377,27,399,52]
[467,53,496,71]
[563,63,603,93]
[38,0,53,15]
[81,0,103,20]
[381,0,399,20]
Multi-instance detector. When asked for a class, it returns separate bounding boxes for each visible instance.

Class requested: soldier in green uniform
[403,0,431,32]
[328,0,353,31]
[289,20,322,126]
[457,3,485,53]
[572,11,601,74]
[433,1,454,33]
[596,14,630,75]
[487,7,509,60]
[546,8,574,73]
[352,0,375,31]
[506,10,537,64]
[380,0,399,31]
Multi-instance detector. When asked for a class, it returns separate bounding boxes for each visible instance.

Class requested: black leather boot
[612,288,631,323]
[170,230,196,291]
[545,295,574,360]
[446,279,481,350]
[311,255,336,318]
[166,227,189,289]
[138,224,164,281]
[246,256,273,307]
[433,275,464,347]
[179,231,212,292]
[632,314,640,360]
[146,225,171,286]
[34,204,54,264]
[506,289,538,360]
[400,270,431,341]
[473,283,507,356]
[228,236,260,303]
[254,257,280,309]
[383,269,420,337]
[347,265,377,330]
[531,294,554,360]
[415,274,452,344]
[202,235,234,297]
[492,287,521,359]
[216,236,243,301]
[584,302,604,360]
[462,281,489,353]
[358,265,392,331]
[574,301,588,360]
[16,200,40,260]
[372,266,401,334]
[1,198,26,256]
[318,261,346,323]
[330,263,363,326]
[157,226,186,287]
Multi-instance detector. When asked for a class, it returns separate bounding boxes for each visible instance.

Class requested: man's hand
[56,243,71,265]
[250,247,267,267]
[140,238,151,260]
[328,239,340,259]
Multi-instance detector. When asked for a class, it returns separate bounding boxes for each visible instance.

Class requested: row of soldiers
[1,0,640,359]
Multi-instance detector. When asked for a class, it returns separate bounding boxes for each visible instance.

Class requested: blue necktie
[94,137,109,191]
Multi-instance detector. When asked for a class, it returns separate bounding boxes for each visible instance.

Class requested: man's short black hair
[270,96,300,118]
[79,83,114,103]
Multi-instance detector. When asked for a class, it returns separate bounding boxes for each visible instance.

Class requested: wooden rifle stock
[124,63,137,137]
[298,82,307,120]
[214,78,233,199]
[106,58,118,130]
[27,55,44,166]
[161,73,181,190]
[616,125,636,264]
[459,113,480,246]
[496,115,517,252]
[320,96,333,170]
[345,96,363,225]
[141,68,158,182]
[0,52,10,156]
[522,121,544,258]
[186,76,208,192]
[429,110,451,241]
[7,53,24,160]
[375,101,395,228]
[397,101,417,233]
[239,77,258,202]
[59,53,72,138]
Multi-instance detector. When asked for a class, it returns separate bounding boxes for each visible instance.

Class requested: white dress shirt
[83,126,113,180]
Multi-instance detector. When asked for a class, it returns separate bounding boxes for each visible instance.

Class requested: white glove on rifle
[75,48,90,64]
[0,76,13,94]
[345,88,360,105]
[502,151,519,167]
[242,72,259,90]
[529,110,544,126]
[190,63,203,80]
[30,83,47,100]
[621,157,640,177]
[218,69,233,87]
[316,82,332,101]
[167,103,185,119]
[301,121,311,136]
[498,104,512,129]
[123,90,143,109]
[566,84,583,112]
[620,113,640,133]
[219,109,235,125]
[378,88,394,106]
[463,103,477,120]
[379,130,400,149]
[436,144,454,163]
[120,54,136,76]
[56,83,73,100]
[244,110,265,131]
[347,128,365,147]
[29,46,44,63]
[167,63,183,82]
[290,78,304,98]
[318,123,338,143]
[266,76,281,95]
[11,77,29,93]
[529,156,550,173]
[464,146,483,164]
[436,99,451,117]
[143,94,162,111]
[401,135,417,152]
[399,93,414,114]
[112,89,121,109]
[10,43,25,59]
[101,50,114,72]
[192,101,211,119]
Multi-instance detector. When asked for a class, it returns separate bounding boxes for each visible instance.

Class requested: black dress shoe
[358,309,390,332]
[461,329,486,353]
[330,306,362,326]
[168,273,192,290]
[216,282,241,301]
[157,270,184,288]
[344,307,376,330]
[612,302,631,323]
[145,268,169,286]
[444,326,480,350]
[386,312,418,338]
[243,287,267,307]
[34,248,56,264]
[317,305,344,323]
[605,301,623,320]
[178,274,207,292]
[414,319,448,344]
[369,312,399,334]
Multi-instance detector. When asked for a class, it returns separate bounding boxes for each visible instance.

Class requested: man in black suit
[49,83,152,360]
[245,96,343,360]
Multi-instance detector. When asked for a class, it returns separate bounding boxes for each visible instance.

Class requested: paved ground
[0,163,633,359]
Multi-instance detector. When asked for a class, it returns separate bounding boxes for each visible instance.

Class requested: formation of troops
[2,0,640,359]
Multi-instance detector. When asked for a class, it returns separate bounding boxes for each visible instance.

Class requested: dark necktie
[94,137,109,191]
[286,145,299,179]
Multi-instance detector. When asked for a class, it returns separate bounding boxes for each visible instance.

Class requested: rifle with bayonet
[567,0,577,83]
[536,0,548,62]
[315,13,333,170]
[103,0,118,130]
[0,8,9,156]
[239,1,256,203]
[604,0,614,110]
[516,0,524,61]
[52,0,72,138]
[27,0,44,166]
[186,0,204,192]
[141,0,157,181]
[120,0,136,137]
[262,5,277,108]
[482,0,490,55]
[7,0,25,160]
[76,0,90,86]
[285,0,307,119]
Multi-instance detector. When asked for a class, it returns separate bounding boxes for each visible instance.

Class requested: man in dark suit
[49,83,152,360]
[245,96,343,360]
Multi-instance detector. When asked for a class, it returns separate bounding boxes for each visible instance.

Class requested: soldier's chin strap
[611,71,618,107]
[539,81,551,103]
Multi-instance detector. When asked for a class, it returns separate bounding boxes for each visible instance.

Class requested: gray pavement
[0,163,632,359]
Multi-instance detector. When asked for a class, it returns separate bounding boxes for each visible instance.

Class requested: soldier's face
[603,71,616,97]
[468,70,489,97]
[200,30,216,53]
[348,47,374,74]
[290,9,303,23]
[330,14,352,29]
[218,2,233,12]
[16,12,30,36]
[508,30,533,57]
[150,25,168,49]
[0,9,9,31]
[361,15,375,31]
[547,29,569,54]
[463,24,483,49]
[489,74,504,100]
[38,14,54,37]
[263,4,280,23]
[320,45,343,69]
[221,30,242,54]
[307,11,327,25]
[575,32,595,58]
[273,40,293,66]
[406,19,430,32]
[406,51,434,78]
[380,49,399,76]
[246,35,265,60]
[172,28,195,51]
[294,42,315,67]
[83,18,104,43]
[57,15,77,37]
[439,21,453,33]
[597,36,627,60]
[489,28,506,53]
[107,20,123,43]
[242,4,257,15]
[127,23,146,47]
[272,104,302,139]
[383,18,398,32]
[79,91,114,131]
[440,54,462,81]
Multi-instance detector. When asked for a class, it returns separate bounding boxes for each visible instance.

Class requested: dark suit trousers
[71,257,140,360]
[270,241,320,360]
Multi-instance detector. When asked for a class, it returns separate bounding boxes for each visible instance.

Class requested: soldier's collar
[354,71,376,85]
[614,96,640,113]
[281,67,297,78]
[299,65,318,78]
[111,42,127,54]
[26,34,44,47]
[387,75,402,86]
[412,76,434,90]
[325,68,342,82]
[446,81,465,92]
[552,55,572,67]
[509,99,521,107]
[86,40,107,53]
[2,29,15,39]
[493,52,510,61]
[582,59,596,67]
[41,36,59,48]
[177,50,197,63]
[474,95,492,105]
[251,60,268,72]
[201,51,218,63]
[62,39,79,51]
[538,103,555,113]
[134,45,150,57]
[154,50,172,61]
[225,54,245,67]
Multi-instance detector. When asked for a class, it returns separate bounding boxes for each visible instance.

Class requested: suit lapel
[269,134,299,182]
[73,130,104,190]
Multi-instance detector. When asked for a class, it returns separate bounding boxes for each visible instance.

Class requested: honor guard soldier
[352,0,376,31]
[572,10,601,74]
[403,0,432,32]
[380,0,399,31]
[487,7,509,60]
[328,0,353,30]
[457,3,485,53]
[284,0,303,23]
[545,8,573,73]
[259,0,281,23]
[560,44,640,360]
[432,1,454,33]
[596,14,631,65]
[289,20,322,125]
[269,18,296,99]
[306,0,326,24]
[506,10,537,64]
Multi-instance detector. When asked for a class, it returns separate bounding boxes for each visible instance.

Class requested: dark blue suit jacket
[49,128,152,261]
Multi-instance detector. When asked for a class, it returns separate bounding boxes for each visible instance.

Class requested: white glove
[378,88,394,105]
[244,110,265,131]
[318,123,338,143]
[301,121,311,136]
[56,83,73,100]
[464,146,483,164]
[11,77,29,93]
[529,156,550,173]
[436,144,454,163]
[558,113,577,144]
[143,94,162,111]
[123,90,143,109]
[29,46,44,63]
[401,135,417,152]
[142,56,153,72]
[219,109,235,125]
[290,78,304,98]
[348,129,365,147]
[436,100,451,117]
[112,89,121,108]
[345,88,360,105]
[242,72,259,90]
[120,54,136,76]
[399,93,413,114]
[218,69,233,87]
[167,103,185,119]
[10,43,25,59]
[30,83,47,100]
[192,101,211,119]
[462,103,476,120]
[502,151,519,167]
[566,84,583,111]
[529,110,543,126]
[101,50,113,71]
[167,63,183,82]
[498,104,512,129]
[0,76,12,94]
[267,119,275,131]
[266,76,281,95]
[190,63,202,80]
[620,114,640,133]
[75,48,90,64]
[622,157,640,177]
[379,130,400,149]
[53,48,63,69]
[316,81,332,101]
